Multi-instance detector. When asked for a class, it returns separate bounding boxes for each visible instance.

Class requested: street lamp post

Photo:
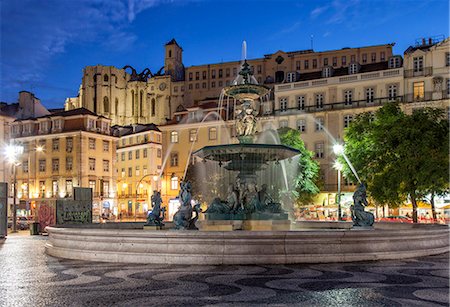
[333,160,343,221]
[6,144,24,233]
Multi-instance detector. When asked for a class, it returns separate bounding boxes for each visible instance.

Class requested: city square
[0,0,449,306]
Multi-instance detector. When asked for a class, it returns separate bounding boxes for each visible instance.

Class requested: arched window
[103,96,109,113]
[139,91,143,117]
[131,90,135,116]
[151,98,156,116]
[104,74,109,82]
[115,98,119,115]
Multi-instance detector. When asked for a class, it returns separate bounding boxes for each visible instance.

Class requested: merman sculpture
[351,183,374,227]
[145,191,165,227]
[173,181,202,230]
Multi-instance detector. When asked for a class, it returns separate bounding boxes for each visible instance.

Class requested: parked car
[378,215,413,223]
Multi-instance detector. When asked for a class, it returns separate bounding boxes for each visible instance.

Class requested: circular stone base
[45,224,449,265]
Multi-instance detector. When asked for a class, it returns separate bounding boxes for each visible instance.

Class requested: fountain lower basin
[45,224,449,265]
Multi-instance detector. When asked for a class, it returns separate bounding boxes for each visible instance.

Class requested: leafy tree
[342,102,449,223]
[278,127,321,206]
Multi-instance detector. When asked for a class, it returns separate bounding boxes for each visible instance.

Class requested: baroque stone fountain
[187,60,300,231]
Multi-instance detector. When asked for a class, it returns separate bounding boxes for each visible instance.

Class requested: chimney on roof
[428,38,433,45]
[422,38,426,45]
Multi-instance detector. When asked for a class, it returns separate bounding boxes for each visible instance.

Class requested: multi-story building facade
[65,39,393,126]
[113,124,162,220]
[9,108,117,218]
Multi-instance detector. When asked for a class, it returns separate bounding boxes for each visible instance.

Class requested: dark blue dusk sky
[1,0,448,109]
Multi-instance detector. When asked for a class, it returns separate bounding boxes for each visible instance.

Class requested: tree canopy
[342,103,449,222]
[278,127,321,206]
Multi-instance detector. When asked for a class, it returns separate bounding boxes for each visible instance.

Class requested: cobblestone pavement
[0,233,449,307]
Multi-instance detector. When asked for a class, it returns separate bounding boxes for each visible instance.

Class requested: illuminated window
[52,158,59,172]
[171,177,178,190]
[39,159,46,172]
[189,129,197,142]
[170,131,179,143]
[413,82,425,100]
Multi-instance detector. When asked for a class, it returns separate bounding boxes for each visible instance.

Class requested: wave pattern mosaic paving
[0,235,448,306]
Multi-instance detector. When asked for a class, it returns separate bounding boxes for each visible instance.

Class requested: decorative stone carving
[351,183,374,227]
[432,76,443,91]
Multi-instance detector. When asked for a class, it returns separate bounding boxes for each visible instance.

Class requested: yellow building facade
[9,108,117,219]
[114,124,162,220]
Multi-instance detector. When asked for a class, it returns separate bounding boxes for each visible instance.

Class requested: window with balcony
[413,82,425,100]
[39,159,46,172]
[344,115,353,128]
[297,119,306,132]
[413,56,423,72]
[315,117,324,131]
[323,67,332,78]
[280,98,288,112]
[315,94,324,109]
[89,138,96,150]
[52,159,59,172]
[22,161,29,173]
[103,160,109,172]
[366,88,375,103]
[66,157,73,171]
[89,180,96,193]
[349,63,358,74]
[66,180,73,197]
[170,152,178,167]
[209,127,217,140]
[344,90,353,105]
[66,137,73,152]
[89,158,95,171]
[388,84,397,101]
[315,142,324,159]
[52,139,59,151]
[297,96,305,110]
[170,131,178,143]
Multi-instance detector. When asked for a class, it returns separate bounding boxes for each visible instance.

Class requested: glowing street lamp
[333,143,344,156]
